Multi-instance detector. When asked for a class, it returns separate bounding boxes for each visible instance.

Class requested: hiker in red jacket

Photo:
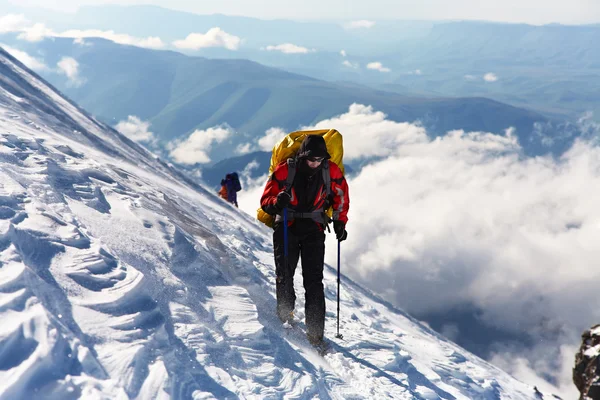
[260,135,349,346]
[218,179,228,201]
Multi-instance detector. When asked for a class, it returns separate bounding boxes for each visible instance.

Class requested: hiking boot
[307,333,330,355]
[307,332,324,346]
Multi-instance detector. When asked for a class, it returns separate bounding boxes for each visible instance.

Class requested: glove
[333,220,347,241]
[275,191,291,210]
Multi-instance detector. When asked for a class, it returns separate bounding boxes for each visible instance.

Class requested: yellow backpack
[257,129,345,228]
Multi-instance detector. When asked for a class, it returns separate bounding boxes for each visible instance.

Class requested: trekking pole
[335,239,343,339]
[283,207,288,263]
[283,207,289,313]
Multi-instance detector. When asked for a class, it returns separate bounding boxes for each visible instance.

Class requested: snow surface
[0,47,556,399]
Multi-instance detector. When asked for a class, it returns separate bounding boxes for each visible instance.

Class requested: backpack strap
[285,158,296,191]
[274,159,297,223]
[321,161,332,228]
[322,161,331,198]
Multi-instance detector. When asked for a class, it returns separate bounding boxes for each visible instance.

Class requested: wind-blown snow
[0,47,555,399]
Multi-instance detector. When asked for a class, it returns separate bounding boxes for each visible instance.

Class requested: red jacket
[218,185,228,200]
[260,160,349,225]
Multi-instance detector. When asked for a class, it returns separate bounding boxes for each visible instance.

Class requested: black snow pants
[273,222,326,339]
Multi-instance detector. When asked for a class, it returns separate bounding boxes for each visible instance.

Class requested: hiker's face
[306,157,324,169]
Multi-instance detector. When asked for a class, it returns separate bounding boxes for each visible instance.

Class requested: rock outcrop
[574,325,600,399]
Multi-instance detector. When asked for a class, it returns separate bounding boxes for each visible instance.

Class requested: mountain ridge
[0,37,555,161]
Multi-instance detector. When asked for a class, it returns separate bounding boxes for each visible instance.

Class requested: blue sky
[6,0,600,24]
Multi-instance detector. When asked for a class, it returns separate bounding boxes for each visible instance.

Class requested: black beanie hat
[296,135,331,160]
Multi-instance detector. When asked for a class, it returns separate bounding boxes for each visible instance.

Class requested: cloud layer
[239,104,599,398]
[58,29,164,49]
[0,14,164,49]
[2,14,248,52]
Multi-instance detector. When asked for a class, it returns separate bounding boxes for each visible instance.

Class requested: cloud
[115,116,155,143]
[73,37,92,46]
[264,43,314,54]
[0,14,28,33]
[490,343,579,398]
[408,69,422,75]
[308,103,430,160]
[340,49,347,57]
[136,37,164,49]
[17,23,54,42]
[464,74,499,82]
[484,72,499,82]
[257,127,286,151]
[367,62,391,72]
[56,56,85,87]
[233,127,289,156]
[342,60,359,69]
[57,29,164,49]
[2,44,48,71]
[0,16,164,49]
[576,111,600,139]
[344,20,376,29]
[235,143,253,155]
[173,28,241,50]
[235,104,600,398]
[305,104,600,399]
[168,126,233,164]
[327,110,598,325]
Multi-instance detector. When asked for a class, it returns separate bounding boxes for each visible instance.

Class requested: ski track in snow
[0,47,555,399]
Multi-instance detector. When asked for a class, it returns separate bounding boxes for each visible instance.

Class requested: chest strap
[287,211,326,224]
[277,158,332,225]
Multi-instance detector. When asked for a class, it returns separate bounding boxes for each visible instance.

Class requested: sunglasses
[307,157,325,163]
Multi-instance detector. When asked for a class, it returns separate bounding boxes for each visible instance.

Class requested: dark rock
[574,324,600,399]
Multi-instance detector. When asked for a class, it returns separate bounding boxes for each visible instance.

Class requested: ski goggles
[307,156,325,163]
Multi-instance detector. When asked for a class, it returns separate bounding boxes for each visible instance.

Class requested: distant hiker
[218,179,228,201]
[260,135,349,347]
[223,172,242,207]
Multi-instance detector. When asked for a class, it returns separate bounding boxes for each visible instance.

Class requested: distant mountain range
[0,36,558,162]
[378,22,600,119]
[0,3,433,55]
[2,4,598,121]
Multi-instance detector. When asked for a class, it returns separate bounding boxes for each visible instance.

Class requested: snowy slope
[0,47,556,400]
